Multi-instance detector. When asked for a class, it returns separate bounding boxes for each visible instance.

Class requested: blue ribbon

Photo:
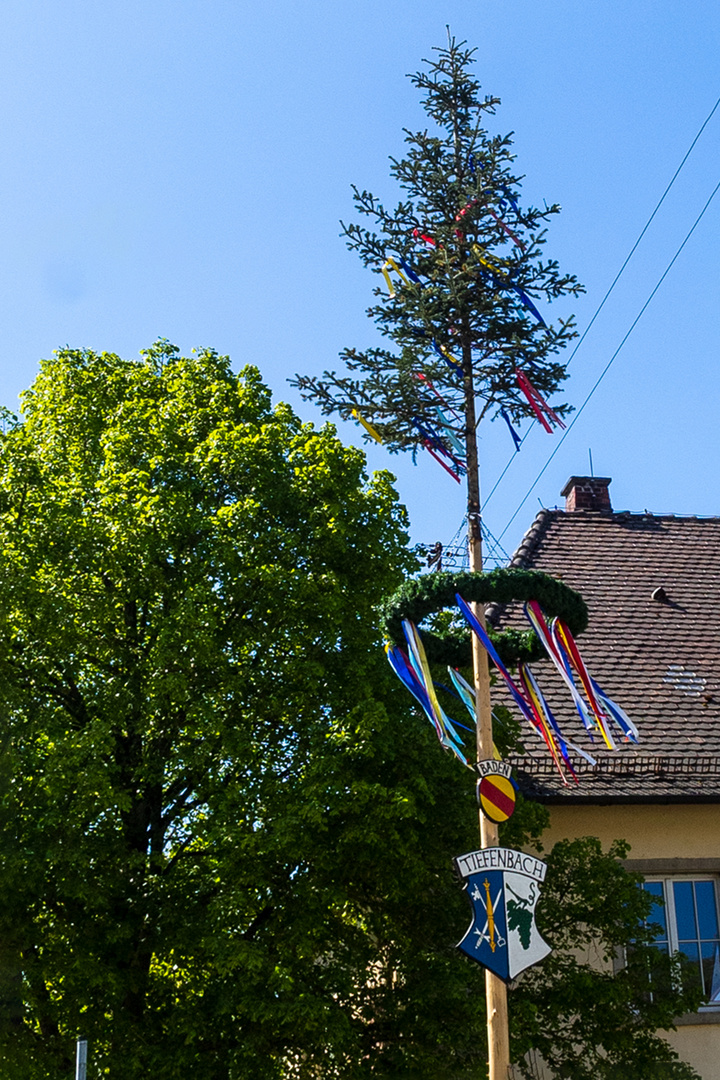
[467,157,520,213]
[475,268,547,329]
[500,409,522,452]
[432,405,465,456]
[398,257,423,286]
[513,287,547,328]
[455,594,537,729]
[411,417,467,473]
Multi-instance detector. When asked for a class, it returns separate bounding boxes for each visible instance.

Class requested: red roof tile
[496,506,720,802]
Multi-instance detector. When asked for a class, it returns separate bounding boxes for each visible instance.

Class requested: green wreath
[380,568,588,667]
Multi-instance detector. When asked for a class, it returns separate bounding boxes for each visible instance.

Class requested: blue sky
[0,1,718,560]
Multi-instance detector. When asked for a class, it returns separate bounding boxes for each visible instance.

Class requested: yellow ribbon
[351,409,383,444]
[485,879,497,952]
[409,623,449,733]
[554,622,615,750]
[381,257,411,298]
[404,622,471,766]
[471,244,509,280]
[438,343,462,370]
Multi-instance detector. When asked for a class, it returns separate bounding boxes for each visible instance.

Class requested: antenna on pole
[75,1037,87,1080]
[589,448,594,477]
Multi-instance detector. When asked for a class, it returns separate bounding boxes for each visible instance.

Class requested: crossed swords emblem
[471,878,506,952]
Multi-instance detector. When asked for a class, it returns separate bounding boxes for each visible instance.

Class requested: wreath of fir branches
[381,568,588,667]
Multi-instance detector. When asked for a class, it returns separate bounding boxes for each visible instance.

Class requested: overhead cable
[482,92,720,513]
[496,175,720,542]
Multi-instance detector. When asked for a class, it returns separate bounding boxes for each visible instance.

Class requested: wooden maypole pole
[463,338,511,1080]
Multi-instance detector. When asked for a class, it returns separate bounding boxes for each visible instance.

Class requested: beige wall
[542,802,720,861]
[542,802,720,1080]
[666,1022,720,1080]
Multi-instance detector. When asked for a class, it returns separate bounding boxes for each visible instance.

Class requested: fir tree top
[293,36,584,461]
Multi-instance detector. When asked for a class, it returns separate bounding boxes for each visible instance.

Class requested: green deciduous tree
[0,340,428,1079]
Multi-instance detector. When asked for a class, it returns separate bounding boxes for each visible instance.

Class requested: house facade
[497,476,720,1077]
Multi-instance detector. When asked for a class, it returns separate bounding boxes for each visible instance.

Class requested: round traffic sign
[478,773,516,824]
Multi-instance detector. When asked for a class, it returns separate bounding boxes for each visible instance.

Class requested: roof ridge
[484,508,555,627]
[509,507,556,568]
[584,510,720,523]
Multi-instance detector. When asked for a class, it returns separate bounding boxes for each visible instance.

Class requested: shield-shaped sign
[454,847,551,981]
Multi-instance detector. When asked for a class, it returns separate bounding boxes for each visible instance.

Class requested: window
[642,878,720,1004]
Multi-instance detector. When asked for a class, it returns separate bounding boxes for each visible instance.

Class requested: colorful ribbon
[411,417,466,472]
[500,190,520,215]
[523,601,596,734]
[385,620,472,767]
[471,245,547,327]
[431,339,463,377]
[351,409,383,444]
[500,409,522,452]
[467,156,521,213]
[487,207,525,250]
[519,663,597,771]
[398,257,422,285]
[432,405,465,456]
[552,619,613,746]
[552,619,638,744]
[525,602,638,749]
[447,667,502,761]
[415,373,463,422]
[513,289,547,328]
[518,662,576,782]
[591,683,639,743]
[455,197,524,250]
[455,594,574,783]
[412,228,437,247]
[411,384,465,459]
[472,244,510,281]
[515,370,565,433]
[381,257,411,298]
[422,440,463,483]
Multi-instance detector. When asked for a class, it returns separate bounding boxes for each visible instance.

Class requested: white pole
[75,1037,87,1080]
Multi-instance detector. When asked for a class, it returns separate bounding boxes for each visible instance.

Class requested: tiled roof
[495,505,720,802]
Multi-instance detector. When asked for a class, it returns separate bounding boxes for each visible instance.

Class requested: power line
[481,520,512,567]
[481,92,720,513]
[496,175,720,542]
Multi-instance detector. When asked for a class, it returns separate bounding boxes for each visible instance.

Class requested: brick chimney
[561,476,612,512]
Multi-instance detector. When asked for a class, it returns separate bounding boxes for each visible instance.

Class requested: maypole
[293,34,598,1078]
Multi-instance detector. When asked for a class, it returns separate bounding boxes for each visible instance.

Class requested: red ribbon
[415,372,463,422]
[423,441,462,483]
[515,369,565,433]
[412,228,436,247]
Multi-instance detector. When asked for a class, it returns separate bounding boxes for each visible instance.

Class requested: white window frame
[643,875,720,1009]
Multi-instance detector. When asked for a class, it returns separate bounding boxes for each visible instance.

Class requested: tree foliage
[379,568,588,666]
[0,340,428,1078]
